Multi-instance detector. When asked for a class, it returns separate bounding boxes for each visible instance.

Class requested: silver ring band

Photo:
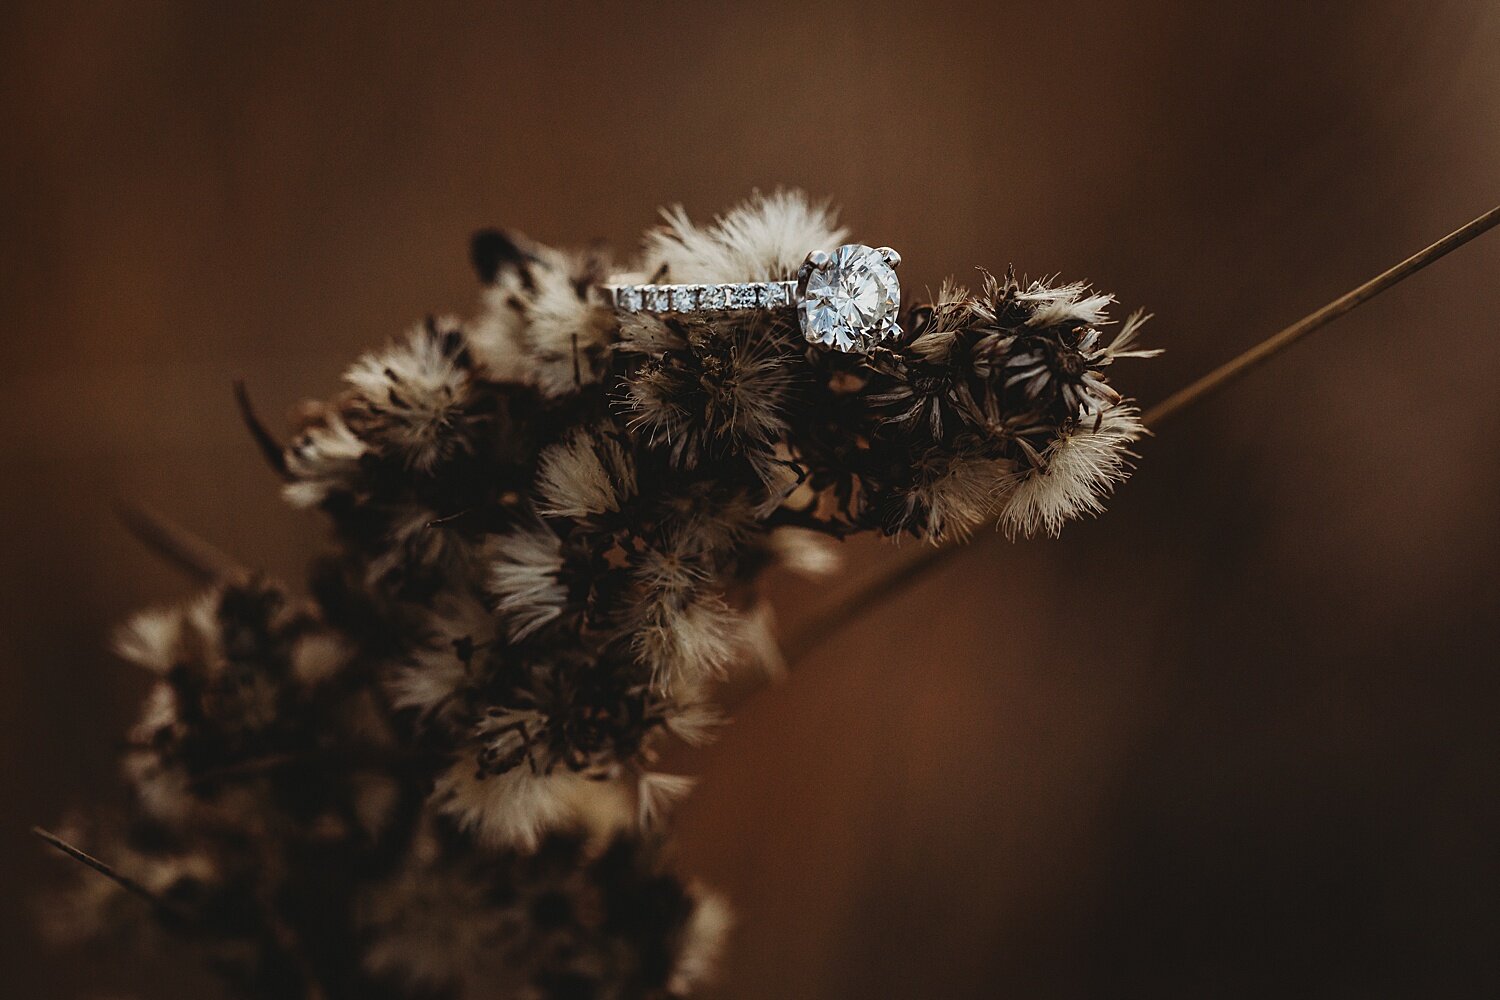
[604,243,903,353]
[604,280,798,315]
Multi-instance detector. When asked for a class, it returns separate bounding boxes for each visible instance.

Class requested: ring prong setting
[795,244,902,353]
[877,246,902,269]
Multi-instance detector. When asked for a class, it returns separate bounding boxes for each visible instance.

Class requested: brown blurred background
[4,2,1499,996]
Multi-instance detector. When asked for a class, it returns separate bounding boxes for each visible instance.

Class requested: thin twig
[1143,203,1500,426]
[116,500,247,583]
[32,826,162,907]
[781,544,954,666]
[781,203,1500,672]
[234,379,291,480]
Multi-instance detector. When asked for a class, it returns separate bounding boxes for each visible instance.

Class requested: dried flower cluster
[44,192,1154,998]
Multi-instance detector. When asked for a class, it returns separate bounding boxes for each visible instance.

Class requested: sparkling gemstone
[797,244,901,351]
[669,284,698,312]
[727,284,760,309]
[699,284,728,309]
[615,286,643,312]
[643,287,671,312]
[762,281,791,308]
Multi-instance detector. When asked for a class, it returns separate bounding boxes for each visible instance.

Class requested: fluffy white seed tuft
[431,753,630,852]
[636,771,696,829]
[669,889,734,996]
[468,237,615,397]
[662,702,726,748]
[534,430,636,518]
[1020,278,1115,328]
[641,189,849,283]
[998,404,1145,538]
[769,527,842,578]
[343,320,476,471]
[484,525,568,640]
[283,413,369,508]
[909,456,1022,541]
[633,590,743,696]
[383,595,495,720]
[113,606,185,674]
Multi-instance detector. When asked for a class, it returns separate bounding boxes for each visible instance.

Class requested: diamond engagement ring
[604,243,903,352]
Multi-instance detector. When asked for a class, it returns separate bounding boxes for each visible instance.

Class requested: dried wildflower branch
[33,827,167,909]
[780,542,954,666]
[43,191,1153,999]
[1144,202,1500,425]
[235,380,293,480]
[115,500,247,582]
[785,202,1500,667]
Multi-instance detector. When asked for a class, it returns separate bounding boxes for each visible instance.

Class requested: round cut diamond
[797,244,901,351]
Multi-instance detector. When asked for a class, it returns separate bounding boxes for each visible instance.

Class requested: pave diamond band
[604,243,903,353]
[606,280,798,315]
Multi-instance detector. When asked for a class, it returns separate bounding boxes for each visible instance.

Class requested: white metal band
[605,280,798,315]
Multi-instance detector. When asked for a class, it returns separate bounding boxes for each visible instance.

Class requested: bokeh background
[4,2,1498,996]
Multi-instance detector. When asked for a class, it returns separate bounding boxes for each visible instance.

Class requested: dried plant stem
[116,500,247,583]
[32,827,163,907]
[234,380,291,480]
[35,826,329,993]
[784,203,1500,669]
[781,544,955,666]
[1143,203,1500,425]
